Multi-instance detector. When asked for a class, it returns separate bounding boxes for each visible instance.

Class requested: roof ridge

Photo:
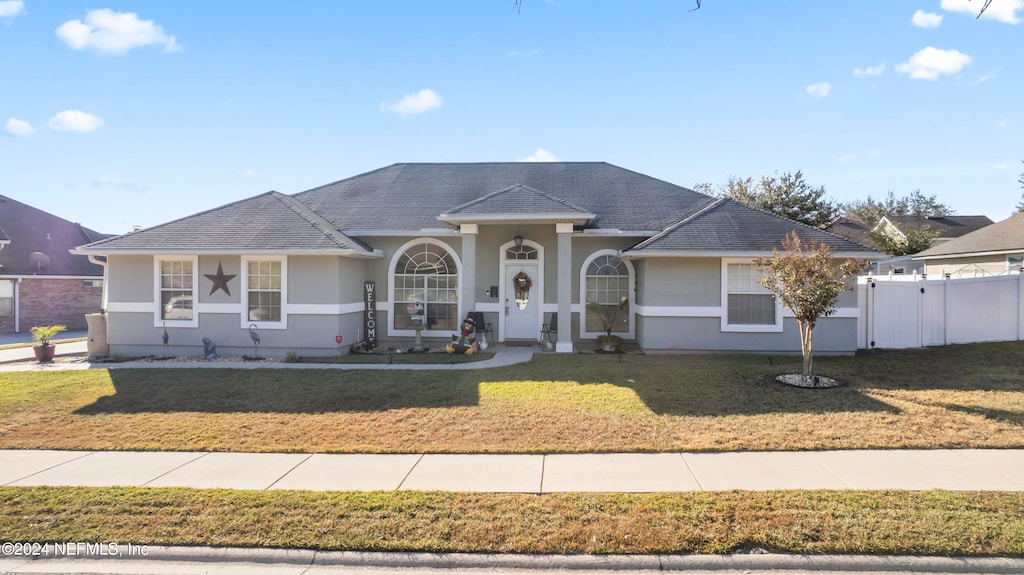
[76,191,282,249]
[441,183,593,216]
[628,197,725,250]
[271,192,369,253]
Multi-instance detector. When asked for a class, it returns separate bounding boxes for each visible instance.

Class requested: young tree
[754,231,860,377]
[720,171,837,227]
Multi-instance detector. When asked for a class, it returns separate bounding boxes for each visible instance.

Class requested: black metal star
[204,262,237,296]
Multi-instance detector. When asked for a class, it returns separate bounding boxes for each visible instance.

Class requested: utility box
[85,313,109,356]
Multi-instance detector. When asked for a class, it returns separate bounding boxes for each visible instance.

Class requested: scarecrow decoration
[445,315,479,355]
[513,271,532,310]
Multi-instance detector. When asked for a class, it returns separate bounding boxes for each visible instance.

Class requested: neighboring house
[912,212,1024,277]
[876,215,994,248]
[74,163,879,357]
[825,215,995,276]
[0,194,111,334]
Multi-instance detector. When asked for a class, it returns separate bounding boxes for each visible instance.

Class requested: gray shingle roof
[0,194,110,276]
[626,199,879,256]
[439,184,595,223]
[820,216,872,246]
[886,215,993,238]
[77,191,374,255]
[294,162,716,232]
[914,212,1024,258]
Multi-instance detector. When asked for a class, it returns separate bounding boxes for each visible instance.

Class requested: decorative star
[204,262,237,296]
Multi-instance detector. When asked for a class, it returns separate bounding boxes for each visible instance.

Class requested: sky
[1,0,1022,235]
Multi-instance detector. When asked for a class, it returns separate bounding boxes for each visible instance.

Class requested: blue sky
[2,1,1021,234]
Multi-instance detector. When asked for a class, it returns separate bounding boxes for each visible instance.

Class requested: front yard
[1,341,1022,453]
[2,341,1024,556]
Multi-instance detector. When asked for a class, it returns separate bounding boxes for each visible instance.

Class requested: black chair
[540,312,557,350]
[467,311,492,344]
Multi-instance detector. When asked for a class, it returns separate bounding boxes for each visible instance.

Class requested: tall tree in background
[840,190,953,226]
[754,231,860,377]
[720,171,837,227]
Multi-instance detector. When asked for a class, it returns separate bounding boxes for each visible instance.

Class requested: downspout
[88,255,109,312]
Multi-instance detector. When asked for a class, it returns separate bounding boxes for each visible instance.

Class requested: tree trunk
[798,320,815,376]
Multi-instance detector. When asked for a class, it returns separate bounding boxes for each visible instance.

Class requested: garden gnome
[445,315,479,354]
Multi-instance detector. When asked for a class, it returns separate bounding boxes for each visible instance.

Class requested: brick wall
[11,278,103,333]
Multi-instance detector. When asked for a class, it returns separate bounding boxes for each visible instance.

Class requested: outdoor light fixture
[513,226,523,249]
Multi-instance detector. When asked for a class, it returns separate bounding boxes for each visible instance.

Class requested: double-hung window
[723,261,781,332]
[158,258,195,323]
[245,257,285,325]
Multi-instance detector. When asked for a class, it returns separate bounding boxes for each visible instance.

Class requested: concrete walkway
[3,448,1023,492]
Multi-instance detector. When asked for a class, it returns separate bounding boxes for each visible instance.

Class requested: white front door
[504,262,540,340]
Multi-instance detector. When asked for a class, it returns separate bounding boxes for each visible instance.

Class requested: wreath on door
[513,271,532,310]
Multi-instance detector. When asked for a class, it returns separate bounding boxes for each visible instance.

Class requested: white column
[556,222,574,353]
[460,224,478,316]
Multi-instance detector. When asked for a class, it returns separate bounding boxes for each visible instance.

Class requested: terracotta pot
[33,344,55,363]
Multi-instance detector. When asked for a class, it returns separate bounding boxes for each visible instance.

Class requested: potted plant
[31,324,67,363]
[585,297,628,352]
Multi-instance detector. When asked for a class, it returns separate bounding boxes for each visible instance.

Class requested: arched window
[393,241,459,332]
[584,253,631,335]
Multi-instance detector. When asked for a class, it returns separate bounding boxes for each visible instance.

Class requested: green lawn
[1,341,1022,453]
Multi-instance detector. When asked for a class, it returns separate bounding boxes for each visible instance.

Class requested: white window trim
[241,255,288,330]
[721,258,783,333]
[579,249,635,340]
[387,238,463,338]
[154,255,199,328]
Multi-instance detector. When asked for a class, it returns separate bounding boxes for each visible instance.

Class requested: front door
[504,262,540,340]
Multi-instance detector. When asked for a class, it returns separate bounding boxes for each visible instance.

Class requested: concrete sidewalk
[3,448,1023,492]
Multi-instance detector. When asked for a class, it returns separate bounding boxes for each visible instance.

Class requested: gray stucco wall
[641,258,720,307]
[640,316,857,354]
[107,255,154,302]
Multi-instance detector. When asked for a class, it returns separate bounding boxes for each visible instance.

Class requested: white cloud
[912,10,944,27]
[509,49,540,57]
[522,148,558,162]
[996,118,1011,129]
[380,89,443,115]
[48,110,104,132]
[0,1,25,19]
[853,63,886,77]
[805,82,832,98]
[56,9,180,55]
[896,46,972,80]
[5,117,33,136]
[838,153,857,163]
[941,0,1022,24]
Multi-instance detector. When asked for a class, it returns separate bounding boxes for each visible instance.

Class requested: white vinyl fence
[857,273,1024,349]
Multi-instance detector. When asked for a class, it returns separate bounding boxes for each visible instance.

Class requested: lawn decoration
[445,315,479,354]
[513,271,532,310]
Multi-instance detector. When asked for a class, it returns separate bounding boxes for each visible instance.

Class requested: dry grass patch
[0,341,1022,453]
[1,487,1022,556]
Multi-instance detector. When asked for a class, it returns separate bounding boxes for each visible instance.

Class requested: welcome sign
[363,281,377,349]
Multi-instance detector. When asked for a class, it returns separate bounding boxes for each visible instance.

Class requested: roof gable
[439,184,595,224]
[626,199,879,256]
[77,191,376,256]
